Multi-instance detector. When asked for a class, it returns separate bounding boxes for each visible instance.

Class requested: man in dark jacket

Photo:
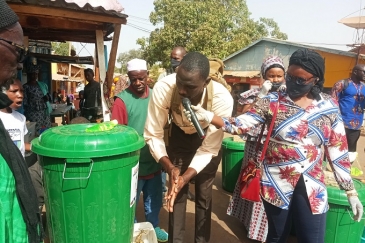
[83,68,101,121]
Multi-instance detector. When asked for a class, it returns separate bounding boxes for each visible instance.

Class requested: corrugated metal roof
[223,37,358,61]
[223,70,260,78]
[65,0,124,12]
[6,0,128,19]
[7,0,128,42]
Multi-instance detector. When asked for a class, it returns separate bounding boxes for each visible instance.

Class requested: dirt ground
[135,163,298,243]
[136,135,365,243]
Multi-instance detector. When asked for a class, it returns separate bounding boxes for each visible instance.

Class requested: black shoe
[187,190,195,201]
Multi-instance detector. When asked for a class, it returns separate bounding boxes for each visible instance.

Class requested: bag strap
[257,97,280,163]
[341,79,349,95]
[206,81,213,111]
[255,121,266,151]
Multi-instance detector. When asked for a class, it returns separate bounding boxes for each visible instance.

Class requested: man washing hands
[144,52,233,243]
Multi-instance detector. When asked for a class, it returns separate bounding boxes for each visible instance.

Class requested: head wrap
[127,58,147,72]
[261,56,285,77]
[289,49,325,100]
[0,0,18,30]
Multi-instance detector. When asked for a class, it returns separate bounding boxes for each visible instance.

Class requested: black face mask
[171,58,180,70]
[286,81,315,99]
[271,81,284,91]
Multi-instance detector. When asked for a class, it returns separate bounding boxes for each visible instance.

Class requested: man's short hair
[179,52,210,80]
[171,46,187,55]
[84,68,94,75]
[1,78,15,93]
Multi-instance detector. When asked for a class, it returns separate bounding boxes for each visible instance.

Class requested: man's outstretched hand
[165,167,180,212]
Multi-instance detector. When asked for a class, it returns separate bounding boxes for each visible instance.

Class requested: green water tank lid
[31,124,145,158]
[327,179,365,206]
[222,137,245,150]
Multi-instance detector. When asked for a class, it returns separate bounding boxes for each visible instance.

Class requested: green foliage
[51,42,75,56]
[148,64,161,86]
[116,49,144,74]
[114,66,122,74]
[138,0,287,67]
[258,18,288,40]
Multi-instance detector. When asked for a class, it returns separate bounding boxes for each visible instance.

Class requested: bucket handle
[62,159,94,180]
[346,208,365,221]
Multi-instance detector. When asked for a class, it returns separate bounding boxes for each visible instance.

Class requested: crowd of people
[1,1,365,243]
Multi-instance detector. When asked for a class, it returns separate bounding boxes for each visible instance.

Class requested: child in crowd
[0,79,44,208]
[0,79,30,156]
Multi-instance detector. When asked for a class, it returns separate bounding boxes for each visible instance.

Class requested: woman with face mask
[239,56,285,114]
[226,56,285,242]
[186,49,363,243]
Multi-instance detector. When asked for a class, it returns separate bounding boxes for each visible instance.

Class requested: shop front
[223,70,261,116]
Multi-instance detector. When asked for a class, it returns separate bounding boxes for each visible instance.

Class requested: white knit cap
[127,58,147,72]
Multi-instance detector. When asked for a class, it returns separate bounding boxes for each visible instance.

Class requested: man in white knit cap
[111,58,168,242]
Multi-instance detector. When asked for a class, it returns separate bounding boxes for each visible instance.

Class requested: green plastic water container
[325,179,365,243]
[32,124,145,243]
[221,137,245,193]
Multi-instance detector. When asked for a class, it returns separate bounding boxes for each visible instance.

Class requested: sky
[74,0,365,67]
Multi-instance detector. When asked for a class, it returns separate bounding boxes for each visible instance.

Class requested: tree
[137,0,288,67]
[116,49,143,74]
[149,63,161,83]
[51,42,75,56]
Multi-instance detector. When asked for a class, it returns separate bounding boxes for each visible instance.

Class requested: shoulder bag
[240,98,279,202]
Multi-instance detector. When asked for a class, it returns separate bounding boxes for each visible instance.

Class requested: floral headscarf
[261,56,285,77]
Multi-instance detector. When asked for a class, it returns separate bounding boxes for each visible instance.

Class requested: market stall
[7,0,127,121]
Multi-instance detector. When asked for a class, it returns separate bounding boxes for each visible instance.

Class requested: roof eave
[223,37,357,61]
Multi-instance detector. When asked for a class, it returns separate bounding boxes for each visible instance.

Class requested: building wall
[224,40,293,72]
[224,40,365,89]
[315,50,365,88]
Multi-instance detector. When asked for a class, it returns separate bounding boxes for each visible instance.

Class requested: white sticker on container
[130,162,139,207]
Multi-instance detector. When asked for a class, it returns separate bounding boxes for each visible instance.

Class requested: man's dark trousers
[345,128,361,152]
[167,123,221,243]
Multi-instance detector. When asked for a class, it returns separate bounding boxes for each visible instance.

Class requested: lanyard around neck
[352,79,363,97]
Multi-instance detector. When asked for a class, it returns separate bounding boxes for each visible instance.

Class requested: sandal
[155,227,168,242]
